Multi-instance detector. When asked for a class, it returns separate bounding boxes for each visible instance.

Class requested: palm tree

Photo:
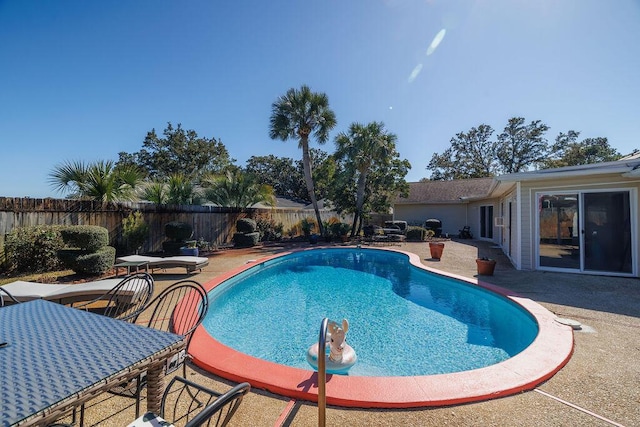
[202,170,275,209]
[334,122,397,235]
[166,174,202,205]
[141,180,169,204]
[49,160,144,202]
[269,85,336,235]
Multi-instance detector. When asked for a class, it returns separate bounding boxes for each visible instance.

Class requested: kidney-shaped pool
[189,247,574,408]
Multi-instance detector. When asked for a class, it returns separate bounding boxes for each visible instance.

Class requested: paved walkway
[85,239,638,426]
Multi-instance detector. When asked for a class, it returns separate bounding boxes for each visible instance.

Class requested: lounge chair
[1,277,132,305]
[116,254,209,273]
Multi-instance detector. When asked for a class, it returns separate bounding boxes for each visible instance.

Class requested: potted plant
[163,221,193,255]
[180,239,199,257]
[429,241,445,260]
[476,257,497,275]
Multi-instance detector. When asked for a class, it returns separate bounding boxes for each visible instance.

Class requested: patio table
[0,300,186,427]
[113,260,149,277]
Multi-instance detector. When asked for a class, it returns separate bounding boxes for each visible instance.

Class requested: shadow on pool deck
[76,239,638,426]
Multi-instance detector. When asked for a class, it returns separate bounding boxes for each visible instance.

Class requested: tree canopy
[428,124,498,180]
[427,117,616,180]
[332,121,410,234]
[117,122,234,181]
[245,154,304,200]
[541,131,622,168]
[496,118,549,173]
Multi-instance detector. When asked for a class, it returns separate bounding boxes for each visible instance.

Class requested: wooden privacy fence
[0,197,353,261]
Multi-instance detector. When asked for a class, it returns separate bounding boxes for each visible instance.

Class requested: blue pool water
[203,248,538,376]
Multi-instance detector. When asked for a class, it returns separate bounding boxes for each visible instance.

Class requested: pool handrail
[318,317,329,427]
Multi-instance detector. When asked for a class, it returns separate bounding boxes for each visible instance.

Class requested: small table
[114,260,149,277]
[0,300,185,426]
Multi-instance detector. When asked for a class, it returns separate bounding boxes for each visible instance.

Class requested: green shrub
[59,246,116,275]
[122,211,149,254]
[256,217,283,241]
[164,221,193,241]
[236,218,257,233]
[300,217,316,236]
[233,232,260,248]
[331,222,351,236]
[4,225,64,273]
[406,226,428,241]
[57,225,114,275]
[60,225,109,252]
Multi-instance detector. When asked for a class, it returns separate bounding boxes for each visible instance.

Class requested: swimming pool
[202,248,537,376]
[189,247,574,407]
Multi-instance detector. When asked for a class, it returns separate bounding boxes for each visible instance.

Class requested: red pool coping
[189,247,574,408]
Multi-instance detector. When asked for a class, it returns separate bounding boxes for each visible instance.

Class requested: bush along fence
[0,197,357,270]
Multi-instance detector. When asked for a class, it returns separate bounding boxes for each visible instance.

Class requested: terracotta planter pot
[476,258,497,276]
[429,242,445,260]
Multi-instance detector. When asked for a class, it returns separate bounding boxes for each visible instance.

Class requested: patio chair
[113,279,209,417]
[0,287,21,307]
[72,273,155,322]
[127,376,250,427]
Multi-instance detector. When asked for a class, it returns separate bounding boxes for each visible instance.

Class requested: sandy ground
[56,239,639,427]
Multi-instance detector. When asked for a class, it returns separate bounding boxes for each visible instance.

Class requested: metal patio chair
[72,272,155,322]
[128,376,249,427]
[113,279,209,417]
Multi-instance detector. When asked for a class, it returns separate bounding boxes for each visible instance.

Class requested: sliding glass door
[583,192,632,273]
[538,194,580,269]
[538,190,633,274]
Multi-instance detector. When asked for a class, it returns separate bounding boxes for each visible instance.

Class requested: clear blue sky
[1,0,639,198]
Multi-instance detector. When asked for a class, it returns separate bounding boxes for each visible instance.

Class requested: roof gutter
[497,163,640,183]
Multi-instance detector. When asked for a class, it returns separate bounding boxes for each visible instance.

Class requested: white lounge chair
[1,278,125,304]
[116,255,209,273]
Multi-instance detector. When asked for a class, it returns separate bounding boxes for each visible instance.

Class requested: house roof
[396,178,495,204]
[496,159,640,182]
[396,158,640,205]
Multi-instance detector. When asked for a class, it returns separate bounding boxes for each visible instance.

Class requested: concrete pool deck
[75,239,639,426]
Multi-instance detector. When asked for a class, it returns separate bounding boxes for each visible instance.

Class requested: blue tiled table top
[0,300,184,427]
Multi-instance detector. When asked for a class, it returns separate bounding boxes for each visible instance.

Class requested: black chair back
[0,287,20,307]
[138,279,209,347]
[160,376,250,427]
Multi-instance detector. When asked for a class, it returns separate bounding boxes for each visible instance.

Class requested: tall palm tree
[49,160,144,202]
[334,122,397,235]
[202,170,275,209]
[269,85,336,235]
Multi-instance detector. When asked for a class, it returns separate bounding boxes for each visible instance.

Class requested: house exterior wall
[517,173,640,274]
[466,199,501,244]
[393,204,467,236]
[497,187,520,269]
